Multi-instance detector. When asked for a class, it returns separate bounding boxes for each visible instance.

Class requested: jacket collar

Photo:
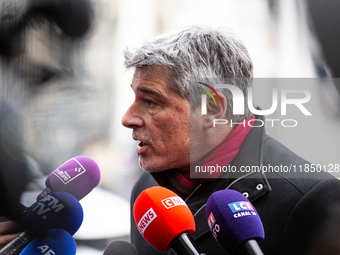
[188,114,272,240]
[151,115,271,240]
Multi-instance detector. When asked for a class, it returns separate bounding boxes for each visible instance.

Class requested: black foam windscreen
[27,0,93,38]
[307,0,340,80]
[103,240,138,255]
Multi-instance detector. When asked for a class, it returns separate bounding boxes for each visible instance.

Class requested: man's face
[122,68,191,173]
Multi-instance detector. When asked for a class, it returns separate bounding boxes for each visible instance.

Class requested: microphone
[133,186,205,255]
[0,0,93,58]
[36,155,101,201]
[20,156,99,217]
[103,240,138,255]
[19,228,76,255]
[0,192,83,255]
[206,189,264,255]
[27,0,93,38]
[25,192,83,235]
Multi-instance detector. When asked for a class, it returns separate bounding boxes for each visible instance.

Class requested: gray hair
[124,25,253,121]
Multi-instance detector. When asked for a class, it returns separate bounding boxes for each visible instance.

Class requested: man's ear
[203,92,227,129]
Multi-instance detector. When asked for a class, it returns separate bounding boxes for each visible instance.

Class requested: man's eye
[145,99,156,107]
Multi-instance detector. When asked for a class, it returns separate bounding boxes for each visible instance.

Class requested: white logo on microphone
[137,208,157,235]
[53,158,86,184]
[161,196,186,209]
[37,245,55,255]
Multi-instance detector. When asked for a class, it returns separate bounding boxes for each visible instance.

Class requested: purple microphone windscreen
[37,156,101,201]
[206,189,264,254]
[20,228,76,255]
[25,192,83,235]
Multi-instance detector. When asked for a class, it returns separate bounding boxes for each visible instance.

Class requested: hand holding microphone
[206,189,264,255]
[0,219,23,250]
[133,186,206,255]
[1,156,100,254]
[0,192,83,255]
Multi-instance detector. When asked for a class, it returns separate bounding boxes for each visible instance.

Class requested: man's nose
[121,104,144,129]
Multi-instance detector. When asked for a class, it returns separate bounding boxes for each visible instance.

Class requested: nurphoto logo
[196,82,312,128]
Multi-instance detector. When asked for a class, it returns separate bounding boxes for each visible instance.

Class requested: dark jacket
[130,116,340,255]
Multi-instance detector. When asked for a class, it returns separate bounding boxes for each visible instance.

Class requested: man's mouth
[135,139,148,154]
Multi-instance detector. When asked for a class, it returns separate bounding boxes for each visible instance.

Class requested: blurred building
[1,0,340,253]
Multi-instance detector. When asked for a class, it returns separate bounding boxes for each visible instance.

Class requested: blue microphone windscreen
[206,189,264,254]
[20,228,76,255]
[25,192,83,235]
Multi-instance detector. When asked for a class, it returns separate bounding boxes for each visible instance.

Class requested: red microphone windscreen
[133,186,195,251]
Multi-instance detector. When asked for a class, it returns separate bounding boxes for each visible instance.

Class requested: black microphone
[0,0,93,57]
[103,240,138,255]
[27,0,93,38]
[206,189,264,255]
[0,25,23,58]
[0,192,83,255]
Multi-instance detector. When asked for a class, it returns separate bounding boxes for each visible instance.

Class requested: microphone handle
[170,232,206,255]
[0,230,33,255]
[234,240,264,255]
[20,201,37,216]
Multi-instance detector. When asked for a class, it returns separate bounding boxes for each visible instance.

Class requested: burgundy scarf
[169,115,254,195]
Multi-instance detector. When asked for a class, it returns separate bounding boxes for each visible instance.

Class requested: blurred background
[1,0,339,254]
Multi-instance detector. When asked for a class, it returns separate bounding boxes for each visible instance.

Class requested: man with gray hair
[122,25,340,255]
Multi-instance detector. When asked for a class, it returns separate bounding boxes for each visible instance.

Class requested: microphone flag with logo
[206,189,264,254]
[25,192,83,236]
[133,186,195,252]
[37,156,101,201]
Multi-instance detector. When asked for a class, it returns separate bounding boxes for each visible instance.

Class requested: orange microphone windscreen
[133,186,195,251]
